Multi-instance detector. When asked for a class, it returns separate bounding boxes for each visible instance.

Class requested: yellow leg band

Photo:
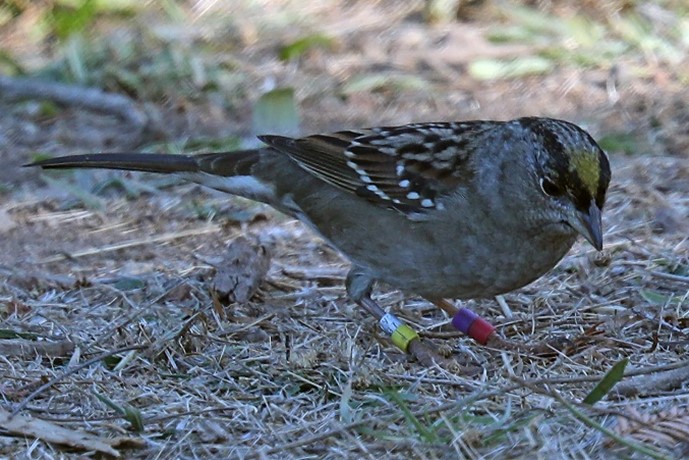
[390,324,419,352]
[379,313,419,352]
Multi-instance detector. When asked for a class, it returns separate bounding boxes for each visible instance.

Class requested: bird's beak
[568,202,603,251]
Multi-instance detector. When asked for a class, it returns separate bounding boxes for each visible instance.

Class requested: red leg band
[451,308,496,345]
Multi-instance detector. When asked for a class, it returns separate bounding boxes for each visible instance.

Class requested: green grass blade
[583,358,628,405]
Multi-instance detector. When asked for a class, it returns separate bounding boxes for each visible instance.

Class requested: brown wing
[260,121,497,214]
[259,130,365,194]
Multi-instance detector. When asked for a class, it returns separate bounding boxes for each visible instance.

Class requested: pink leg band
[451,308,496,345]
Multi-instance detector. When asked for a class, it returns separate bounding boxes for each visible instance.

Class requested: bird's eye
[539,177,563,197]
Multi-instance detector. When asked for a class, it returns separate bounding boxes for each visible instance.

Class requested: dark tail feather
[25,153,199,174]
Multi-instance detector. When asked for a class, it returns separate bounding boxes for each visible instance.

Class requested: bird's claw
[485,334,575,357]
[407,338,482,375]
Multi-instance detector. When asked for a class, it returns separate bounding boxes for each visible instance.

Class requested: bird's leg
[431,299,570,356]
[345,268,445,366]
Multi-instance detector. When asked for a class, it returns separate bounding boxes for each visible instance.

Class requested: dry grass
[1,1,689,458]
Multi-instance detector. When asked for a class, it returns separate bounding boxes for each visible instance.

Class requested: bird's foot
[406,337,447,367]
[406,337,481,374]
[430,299,591,357]
[485,334,574,357]
[484,322,606,356]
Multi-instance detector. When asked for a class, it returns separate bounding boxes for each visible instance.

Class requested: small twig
[495,295,513,318]
[10,344,147,417]
[37,226,220,263]
[517,359,689,387]
[278,263,347,280]
[648,270,689,284]
[0,406,122,457]
[215,313,276,338]
[0,339,74,359]
[385,373,479,389]
[615,363,689,397]
[0,75,148,140]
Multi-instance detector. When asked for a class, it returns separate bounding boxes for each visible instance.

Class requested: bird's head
[521,117,611,251]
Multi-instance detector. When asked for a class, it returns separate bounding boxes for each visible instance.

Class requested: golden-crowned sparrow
[28,117,611,362]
